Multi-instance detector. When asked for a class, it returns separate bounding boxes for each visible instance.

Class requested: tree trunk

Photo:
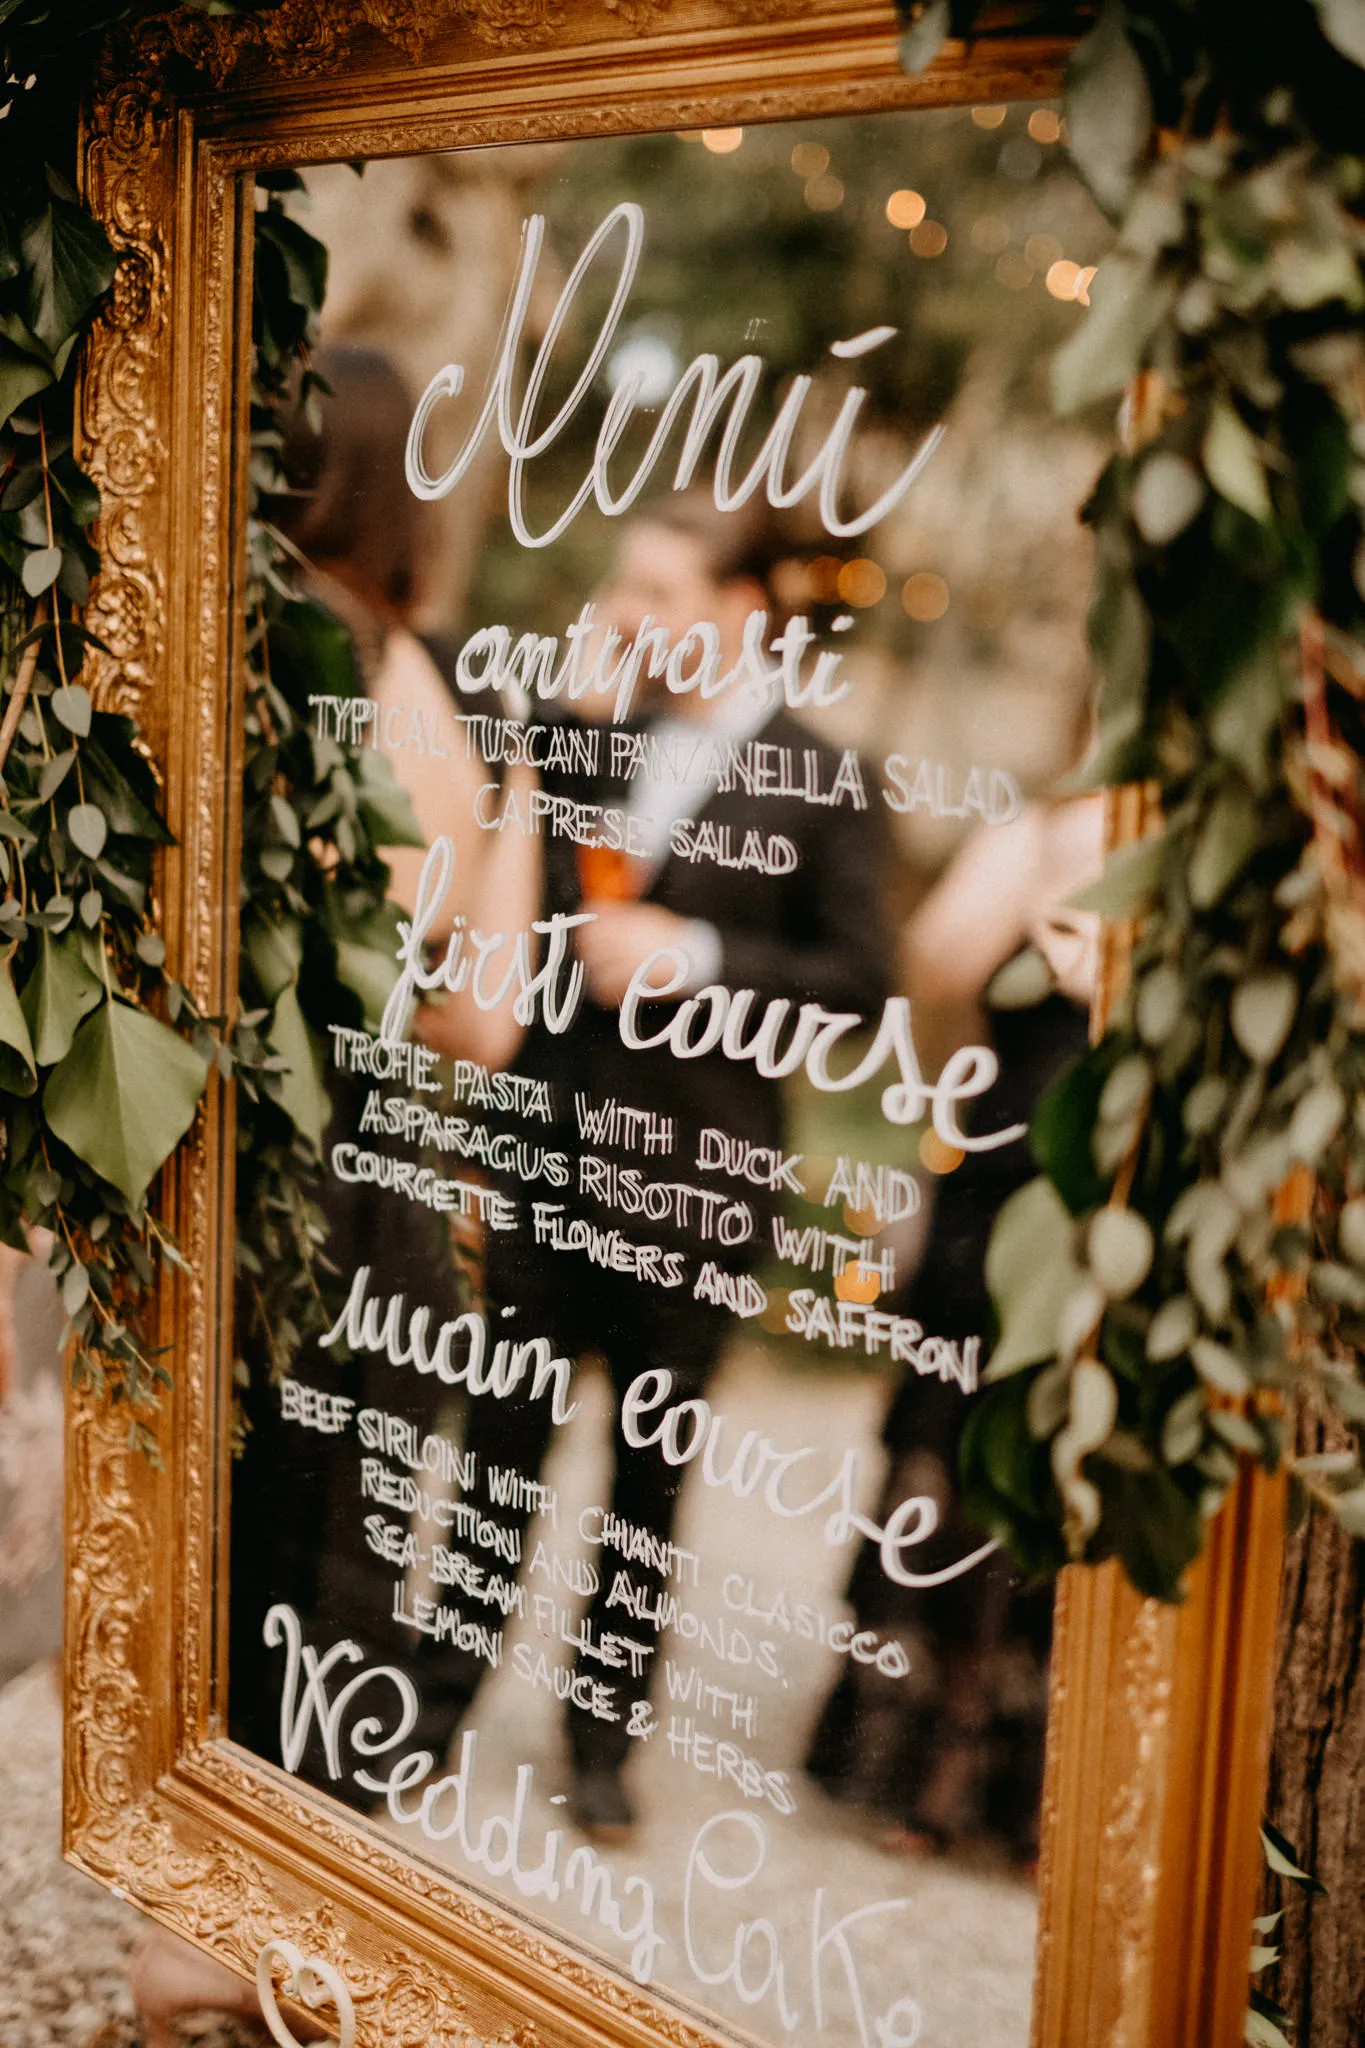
[1262,1399,1365,2040]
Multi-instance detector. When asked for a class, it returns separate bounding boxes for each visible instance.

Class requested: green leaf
[21,544,61,597]
[355,754,424,848]
[20,927,104,1066]
[51,683,92,736]
[1331,1483,1365,1537]
[1032,1051,1113,1214]
[44,998,209,1204]
[21,196,118,355]
[1098,1463,1203,1599]
[242,913,302,1004]
[266,980,330,1151]
[1064,3,1153,218]
[1053,253,1174,415]
[334,936,400,1036]
[1192,1336,1253,1396]
[1188,782,1258,907]
[1260,1821,1326,1895]
[985,1177,1084,1377]
[1203,399,1273,524]
[0,336,53,431]
[68,803,108,860]
[1088,1206,1154,1299]
[37,747,75,803]
[986,944,1054,1011]
[1315,0,1365,64]
[1245,2008,1292,2048]
[1230,969,1297,1066]
[1068,833,1166,918]
[1133,452,1205,546]
[0,945,36,1095]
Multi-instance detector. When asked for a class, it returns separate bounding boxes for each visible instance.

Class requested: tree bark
[1262,1399,1365,2041]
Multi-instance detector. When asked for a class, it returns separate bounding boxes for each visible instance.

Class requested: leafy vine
[0,1,405,1450]
[899,0,1365,1597]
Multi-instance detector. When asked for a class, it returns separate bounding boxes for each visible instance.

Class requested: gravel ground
[0,1663,140,2048]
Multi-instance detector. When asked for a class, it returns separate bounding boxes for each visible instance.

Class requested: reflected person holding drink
[417,496,894,1840]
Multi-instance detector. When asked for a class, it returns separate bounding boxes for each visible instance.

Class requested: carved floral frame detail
[66,6,1286,2045]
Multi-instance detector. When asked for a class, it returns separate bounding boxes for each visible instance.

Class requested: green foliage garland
[0,2,406,1447]
[901,0,1365,1598]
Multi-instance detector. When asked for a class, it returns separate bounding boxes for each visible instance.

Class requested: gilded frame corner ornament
[65,6,1286,2045]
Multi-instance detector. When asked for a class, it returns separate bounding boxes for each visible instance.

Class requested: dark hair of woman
[274,342,422,622]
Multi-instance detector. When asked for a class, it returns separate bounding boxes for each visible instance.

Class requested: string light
[886,188,927,229]
[701,128,743,154]
[971,105,1007,129]
[1028,108,1063,143]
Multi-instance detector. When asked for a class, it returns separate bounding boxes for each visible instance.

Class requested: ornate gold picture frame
[64,6,1285,2045]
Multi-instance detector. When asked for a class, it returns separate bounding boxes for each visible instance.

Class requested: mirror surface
[227,102,1108,2048]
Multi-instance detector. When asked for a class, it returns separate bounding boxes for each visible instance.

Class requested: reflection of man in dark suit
[427,499,894,1838]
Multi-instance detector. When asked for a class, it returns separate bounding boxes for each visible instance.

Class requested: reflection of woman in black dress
[807,796,1103,1864]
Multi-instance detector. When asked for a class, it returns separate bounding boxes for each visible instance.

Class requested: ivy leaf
[1064,2,1153,219]
[1203,399,1273,524]
[20,927,103,1066]
[0,335,52,432]
[266,980,330,1151]
[1314,0,1365,65]
[21,193,118,355]
[0,944,37,1095]
[44,997,209,1204]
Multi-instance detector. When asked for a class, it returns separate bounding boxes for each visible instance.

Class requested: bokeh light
[834,1260,882,1305]
[910,219,948,257]
[837,558,887,607]
[701,128,744,154]
[1025,232,1063,271]
[886,188,927,229]
[919,1129,965,1174]
[902,571,950,622]
[995,249,1033,290]
[790,141,830,177]
[970,213,1010,254]
[971,105,1007,129]
[807,555,844,602]
[1028,108,1063,144]
[805,173,845,211]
